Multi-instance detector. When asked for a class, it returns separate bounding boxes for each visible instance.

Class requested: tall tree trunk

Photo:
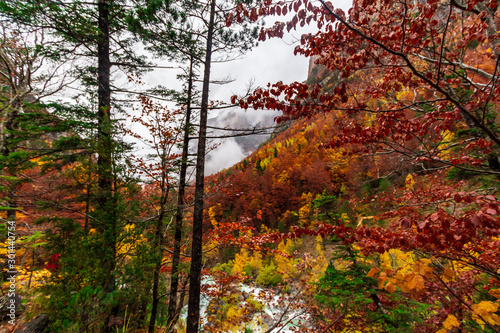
[2,97,20,223]
[148,184,169,333]
[166,55,195,332]
[97,1,112,198]
[97,0,116,294]
[186,0,216,331]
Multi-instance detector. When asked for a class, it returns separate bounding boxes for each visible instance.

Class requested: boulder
[14,314,50,333]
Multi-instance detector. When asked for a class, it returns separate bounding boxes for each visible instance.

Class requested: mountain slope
[206,111,352,229]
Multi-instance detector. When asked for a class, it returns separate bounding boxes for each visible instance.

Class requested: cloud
[205,138,247,175]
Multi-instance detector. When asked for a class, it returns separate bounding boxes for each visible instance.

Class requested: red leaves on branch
[218,1,500,329]
[355,188,500,274]
[225,13,233,27]
[46,254,60,271]
[240,0,500,164]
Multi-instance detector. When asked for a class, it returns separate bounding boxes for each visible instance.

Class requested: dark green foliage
[255,157,264,173]
[220,245,238,263]
[278,219,285,233]
[41,212,154,332]
[378,178,391,192]
[316,246,376,310]
[446,166,478,180]
[312,194,338,216]
[316,242,429,332]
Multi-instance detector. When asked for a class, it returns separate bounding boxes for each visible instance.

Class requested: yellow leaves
[367,267,380,277]
[442,314,460,330]
[405,173,416,190]
[473,301,498,313]
[440,130,453,143]
[489,289,500,299]
[261,156,272,169]
[378,272,387,289]
[437,130,454,160]
[441,267,455,283]
[395,89,415,102]
[30,157,47,166]
[309,236,328,283]
[384,282,396,293]
[471,301,500,328]
[1,265,51,292]
[225,304,243,322]
[275,142,283,153]
[404,272,425,291]
[277,170,290,184]
[232,248,262,277]
[340,213,350,224]
[315,235,325,256]
[380,249,413,272]
[296,134,308,147]
[298,193,314,226]
[275,239,296,279]
[278,238,295,255]
[232,248,250,276]
[208,205,220,228]
[117,224,145,259]
[124,224,135,232]
[415,259,433,278]
[325,147,349,179]
[370,252,433,296]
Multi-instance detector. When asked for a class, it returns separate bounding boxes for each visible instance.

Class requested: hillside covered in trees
[1,0,500,332]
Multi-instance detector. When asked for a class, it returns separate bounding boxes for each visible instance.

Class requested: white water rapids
[177,279,312,332]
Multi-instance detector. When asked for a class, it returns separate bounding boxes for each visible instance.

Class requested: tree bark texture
[186,0,216,331]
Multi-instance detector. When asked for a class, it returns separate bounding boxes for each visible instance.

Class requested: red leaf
[486,208,497,215]
[250,8,258,22]
[472,214,482,226]
[225,13,233,27]
[418,220,428,230]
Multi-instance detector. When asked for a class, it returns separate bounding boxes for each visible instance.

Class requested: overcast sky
[130,0,354,175]
[197,0,353,174]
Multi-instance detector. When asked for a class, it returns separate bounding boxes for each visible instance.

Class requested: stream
[178,279,312,332]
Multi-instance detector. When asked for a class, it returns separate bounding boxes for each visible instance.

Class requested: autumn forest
[1,0,500,332]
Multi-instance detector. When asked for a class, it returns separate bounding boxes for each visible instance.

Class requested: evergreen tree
[0,1,154,330]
